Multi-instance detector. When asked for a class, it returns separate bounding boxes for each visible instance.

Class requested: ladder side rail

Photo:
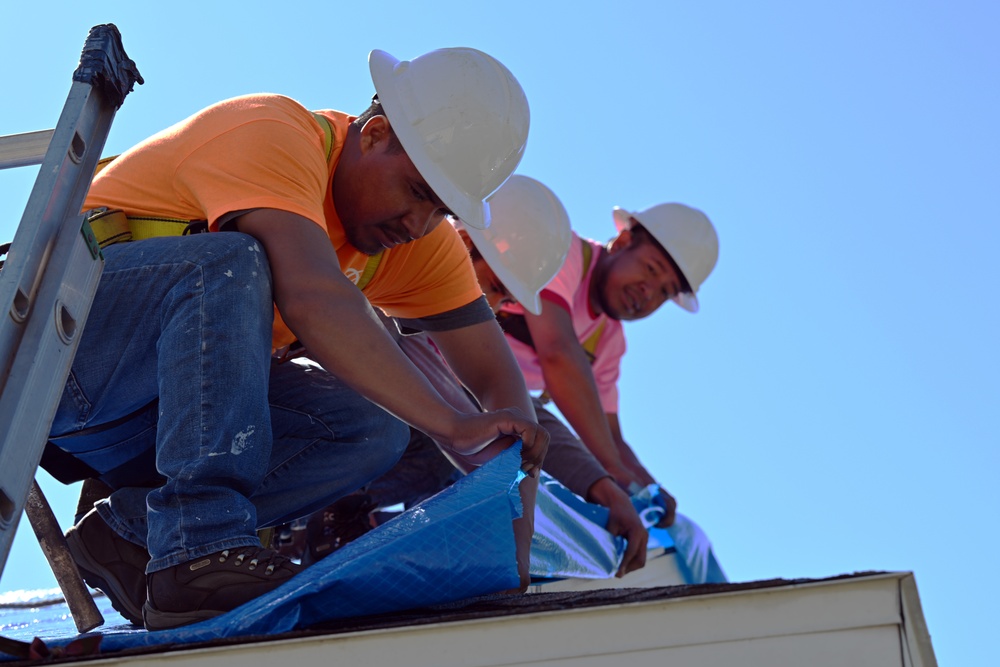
[0,193,106,576]
[0,79,113,413]
[0,24,141,579]
[0,23,142,393]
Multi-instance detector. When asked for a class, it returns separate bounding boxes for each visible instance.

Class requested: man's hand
[588,477,648,577]
[438,408,549,478]
[427,320,546,478]
[654,486,677,528]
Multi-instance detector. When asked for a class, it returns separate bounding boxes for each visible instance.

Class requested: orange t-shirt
[85,94,482,349]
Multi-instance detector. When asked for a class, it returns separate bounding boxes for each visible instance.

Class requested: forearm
[431,322,536,417]
[617,443,657,486]
[607,414,657,486]
[585,475,625,506]
[471,354,535,417]
[237,208,464,439]
[539,353,627,475]
[238,209,544,468]
[431,328,541,465]
[281,286,464,441]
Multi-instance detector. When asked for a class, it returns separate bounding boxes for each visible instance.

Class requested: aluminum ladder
[0,23,142,633]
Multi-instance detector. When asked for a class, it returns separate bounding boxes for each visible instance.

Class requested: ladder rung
[0,130,55,170]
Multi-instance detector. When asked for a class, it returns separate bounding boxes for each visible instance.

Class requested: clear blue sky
[1,2,997,664]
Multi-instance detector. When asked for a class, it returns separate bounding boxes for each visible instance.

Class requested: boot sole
[142,602,223,631]
[65,528,145,625]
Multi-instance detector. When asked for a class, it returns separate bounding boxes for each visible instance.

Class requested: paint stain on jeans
[248,242,262,268]
[231,425,256,455]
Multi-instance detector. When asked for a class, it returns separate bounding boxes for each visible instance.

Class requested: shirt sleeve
[394,296,494,333]
[367,223,485,319]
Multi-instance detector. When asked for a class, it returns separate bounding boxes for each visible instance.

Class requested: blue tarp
[4,445,525,656]
[530,476,727,584]
[0,443,726,658]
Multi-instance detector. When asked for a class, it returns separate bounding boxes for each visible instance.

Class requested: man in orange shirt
[55,47,547,631]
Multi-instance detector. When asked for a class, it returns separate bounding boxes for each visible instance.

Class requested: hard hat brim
[464,223,544,315]
[671,292,700,313]
[612,206,633,234]
[369,49,490,230]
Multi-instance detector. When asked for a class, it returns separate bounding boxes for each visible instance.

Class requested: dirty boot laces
[217,547,290,575]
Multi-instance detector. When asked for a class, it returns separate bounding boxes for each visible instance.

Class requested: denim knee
[192,232,272,305]
[167,232,274,344]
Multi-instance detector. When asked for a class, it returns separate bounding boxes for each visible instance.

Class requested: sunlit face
[333,116,453,255]
[472,255,516,313]
[593,229,686,321]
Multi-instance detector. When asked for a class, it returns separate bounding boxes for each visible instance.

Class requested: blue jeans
[49,233,407,572]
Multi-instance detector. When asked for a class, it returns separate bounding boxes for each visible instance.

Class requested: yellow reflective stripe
[87,209,195,247]
[87,209,132,248]
[581,320,606,361]
[578,240,604,358]
[312,113,334,161]
[127,217,193,241]
[581,239,593,274]
[356,252,383,291]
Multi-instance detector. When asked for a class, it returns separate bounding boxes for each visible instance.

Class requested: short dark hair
[353,95,404,153]
[628,223,692,294]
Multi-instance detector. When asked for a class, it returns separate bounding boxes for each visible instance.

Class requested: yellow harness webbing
[578,241,606,362]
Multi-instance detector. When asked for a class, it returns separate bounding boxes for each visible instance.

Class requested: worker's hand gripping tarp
[528,477,726,584]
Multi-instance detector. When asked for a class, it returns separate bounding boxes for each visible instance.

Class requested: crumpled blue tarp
[530,475,674,580]
[652,517,728,584]
[530,475,727,585]
[529,474,623,579]
[37,444,526,655]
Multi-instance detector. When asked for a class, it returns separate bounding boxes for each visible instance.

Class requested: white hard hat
[369,47,530,231]
[463,175,572,315]
[612,203,719,313]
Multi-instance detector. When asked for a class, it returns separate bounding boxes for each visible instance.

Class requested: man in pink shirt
[497,203,719,525]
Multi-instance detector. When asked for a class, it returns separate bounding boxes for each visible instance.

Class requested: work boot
[302,493,376,565]
[64,507,150,626]
[143,546,302,631]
